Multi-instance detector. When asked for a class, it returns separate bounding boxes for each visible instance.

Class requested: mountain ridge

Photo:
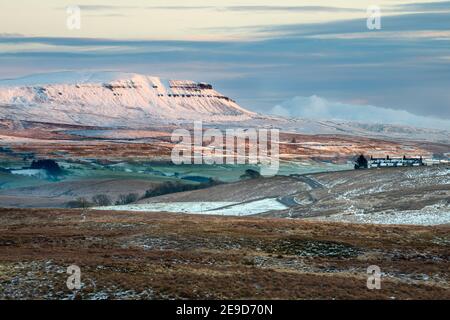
[0,71,449,143]
[0,71,255,125]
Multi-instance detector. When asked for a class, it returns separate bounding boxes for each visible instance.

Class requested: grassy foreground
[0,208,448,299]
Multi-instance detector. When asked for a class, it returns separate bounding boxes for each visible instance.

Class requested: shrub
[240,169,261,180]
[30,159,63,177]
[91,194,112,206]
[354,154,368,169]
[66,197,93,209]
[141,179,221,200]
[115,193,140,205]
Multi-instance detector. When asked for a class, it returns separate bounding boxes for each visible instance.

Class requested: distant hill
[0,71,255,126]
[0,71,449,142]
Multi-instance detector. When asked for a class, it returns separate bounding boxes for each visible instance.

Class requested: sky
[0,0,449,126]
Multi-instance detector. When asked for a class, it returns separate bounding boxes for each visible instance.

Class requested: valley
[1,118,448,211]
[0,71,448,300]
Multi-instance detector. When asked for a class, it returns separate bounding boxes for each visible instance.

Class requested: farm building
[368,155,424,168]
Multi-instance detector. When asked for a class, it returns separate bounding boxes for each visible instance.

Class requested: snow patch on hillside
[94,198,287,216]
[310,202,450,226]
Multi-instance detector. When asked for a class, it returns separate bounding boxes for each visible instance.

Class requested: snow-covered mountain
[0,71,255,126]
[0,71,448,142]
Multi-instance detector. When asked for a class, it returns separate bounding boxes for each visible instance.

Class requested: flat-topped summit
[0,71,255,126]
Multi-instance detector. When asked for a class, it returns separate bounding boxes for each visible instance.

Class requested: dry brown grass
[0,208,448,300]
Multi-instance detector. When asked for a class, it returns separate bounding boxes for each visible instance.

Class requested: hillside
[0,208,448,299]
[0,71,255,126]
[0,72,449,142]
[116,166,450,225]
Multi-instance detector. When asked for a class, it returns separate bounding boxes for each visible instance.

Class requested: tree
[66,197,92,209]
[115,193,139,205]
[354,154,368,169]
[91,194,112,206]
[240,169,261,180]
[30,159,62,177]
[141,179,222,200]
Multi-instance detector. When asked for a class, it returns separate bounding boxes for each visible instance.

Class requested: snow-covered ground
[309,203,450,226]
[94,198,287,216]
[1,71,449,141]
[0,71,254,126]
[206,198,287,216]
[10,169,47,179]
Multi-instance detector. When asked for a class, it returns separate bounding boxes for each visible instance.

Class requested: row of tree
[66,193,139,208]
[66,179,223,208]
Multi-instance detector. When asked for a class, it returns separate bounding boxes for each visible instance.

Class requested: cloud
[146,6,211,10]
[67,5,136,11]
[217,6,360,13]
[57,4,360,13]
[307,30,450,41]
[392,1,450,12]
[1,11,450,120]
[270,95,450,130]
[0,33,24,38]
[247,12,450,38]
